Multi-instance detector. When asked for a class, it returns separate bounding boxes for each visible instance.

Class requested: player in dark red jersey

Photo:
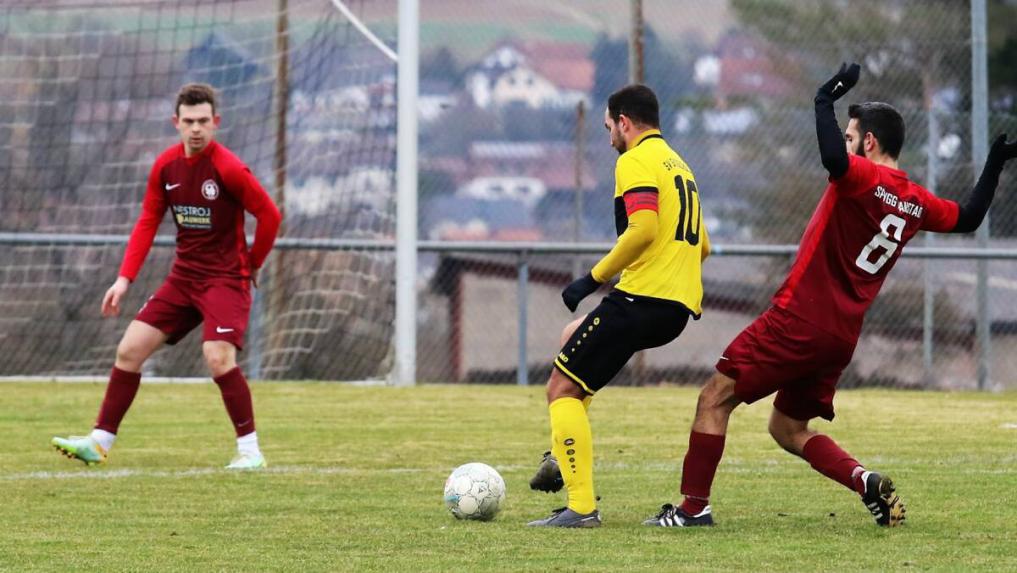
[52,84,282,470]
[644,64,1017,528]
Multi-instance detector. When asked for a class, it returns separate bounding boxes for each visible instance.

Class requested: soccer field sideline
[3,382,1016,571]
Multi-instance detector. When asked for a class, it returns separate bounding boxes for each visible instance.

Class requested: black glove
[561,272,601,313]
[816,62,861,102]
[988,133,1017,168]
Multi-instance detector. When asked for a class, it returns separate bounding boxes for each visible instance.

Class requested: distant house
[422,155,471,188]
[467,141,595,192]
[419,139,599,241]
[488,66,562,110]
[458,176,547,207]
[419,78,458,123]
[464,42,593,110]
[285,166,394,217]
[422,196,539,241]
[712,32,792,103]
[676,33,787,136]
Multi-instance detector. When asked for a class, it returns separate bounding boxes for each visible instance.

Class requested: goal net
[0,0,398,380]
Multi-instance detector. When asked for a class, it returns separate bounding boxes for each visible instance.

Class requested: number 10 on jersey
[674,175,701,246]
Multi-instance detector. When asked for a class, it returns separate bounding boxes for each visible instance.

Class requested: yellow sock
[546,398,589,445]
[549,397,596,514]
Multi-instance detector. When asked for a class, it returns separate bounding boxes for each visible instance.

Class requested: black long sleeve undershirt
[952,155,1004,233]
[815,85,1003,233]
[815,93,850,180]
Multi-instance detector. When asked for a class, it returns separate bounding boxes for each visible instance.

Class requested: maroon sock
[213,367,256,437]
[94,367,141,434]
[802,434,863,493]
[679,431,726,515]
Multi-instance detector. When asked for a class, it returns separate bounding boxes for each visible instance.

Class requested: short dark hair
[848,102,905,159]
[607,84,660,128]
[176,83,218,116]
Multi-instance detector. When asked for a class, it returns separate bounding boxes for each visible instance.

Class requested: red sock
[213,367,256,437]
[95,367,141,434]
[802,435,864,494]
[680,431,726,515]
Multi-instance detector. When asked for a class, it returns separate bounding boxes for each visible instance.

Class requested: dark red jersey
[772,154,959,342]
[119,141,281,282]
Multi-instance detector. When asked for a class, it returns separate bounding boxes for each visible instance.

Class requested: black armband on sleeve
[951,157,1004,234]
[815,93,849,180]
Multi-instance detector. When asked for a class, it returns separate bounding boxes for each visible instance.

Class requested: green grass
[1,383,1015,572]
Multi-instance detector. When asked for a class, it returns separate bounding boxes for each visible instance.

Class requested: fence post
[972,0,990,390]
[517,253,529,386]
[922,105,940,383]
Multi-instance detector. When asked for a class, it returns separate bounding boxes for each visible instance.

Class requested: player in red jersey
[51,84,282,470]
[644,64,1017,528]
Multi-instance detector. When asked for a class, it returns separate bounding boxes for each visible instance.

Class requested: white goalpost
[394,0,418,386]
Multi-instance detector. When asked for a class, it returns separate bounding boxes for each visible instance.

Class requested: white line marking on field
[1001,423,1017,429]
[0,465,431,482]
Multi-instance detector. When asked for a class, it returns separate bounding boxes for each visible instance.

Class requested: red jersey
[772,154,959,342]
[119,141,281,282]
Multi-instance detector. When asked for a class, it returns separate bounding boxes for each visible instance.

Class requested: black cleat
[527,506,601,528]
[528,451,564,493]
[642,503,714,527]
[860,471,906,527]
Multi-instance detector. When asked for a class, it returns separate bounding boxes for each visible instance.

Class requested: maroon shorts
[716,306,856,421]
[135,275,251,350]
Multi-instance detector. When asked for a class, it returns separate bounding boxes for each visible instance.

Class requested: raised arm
[949,134,1017,233]
[814,63,860,180]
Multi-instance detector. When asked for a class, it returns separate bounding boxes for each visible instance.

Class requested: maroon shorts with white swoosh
[135,275,251,350]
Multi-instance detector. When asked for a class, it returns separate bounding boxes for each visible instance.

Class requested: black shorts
[553,290,691,394]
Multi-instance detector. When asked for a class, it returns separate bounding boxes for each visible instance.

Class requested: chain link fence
[2,1,1016,389]
[413,0,1017,390]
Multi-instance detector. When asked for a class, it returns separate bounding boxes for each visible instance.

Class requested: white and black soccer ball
[443,462,506,521]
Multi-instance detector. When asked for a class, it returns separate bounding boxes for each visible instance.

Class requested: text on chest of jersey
[172,204,213,229]
[661,156,690,173]
[873,185,924,218]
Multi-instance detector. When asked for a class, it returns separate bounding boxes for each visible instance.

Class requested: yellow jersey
[612,129,708,316]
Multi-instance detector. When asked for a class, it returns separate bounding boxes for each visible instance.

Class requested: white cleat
[226,452,266,470]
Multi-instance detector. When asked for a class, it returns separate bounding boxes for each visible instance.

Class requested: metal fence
[409,0,1017,390]
[4,233,1017,392]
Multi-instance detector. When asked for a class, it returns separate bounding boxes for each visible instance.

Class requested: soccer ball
[443,462,506,521]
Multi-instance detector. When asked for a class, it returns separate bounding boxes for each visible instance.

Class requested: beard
[853,137,865,158]
[613,135,626,155]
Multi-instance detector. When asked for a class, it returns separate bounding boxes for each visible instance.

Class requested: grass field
[1,382,1015,572]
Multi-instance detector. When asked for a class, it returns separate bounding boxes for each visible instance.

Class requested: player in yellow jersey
[527,85,710,527]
